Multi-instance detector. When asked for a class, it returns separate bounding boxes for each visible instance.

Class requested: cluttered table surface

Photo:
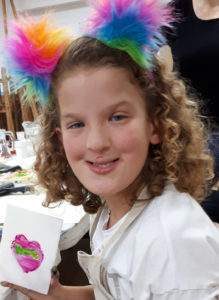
[0,140,89,299]
[0,147,87,231]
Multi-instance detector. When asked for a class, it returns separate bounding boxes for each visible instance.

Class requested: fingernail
[51,266,59,278]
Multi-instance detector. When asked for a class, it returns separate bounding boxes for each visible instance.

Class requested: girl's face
[56,67,159,199]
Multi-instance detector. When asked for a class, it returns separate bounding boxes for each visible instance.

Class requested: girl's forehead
[62,65,134,82]
[58,66,138,96]
[57,66,147,116]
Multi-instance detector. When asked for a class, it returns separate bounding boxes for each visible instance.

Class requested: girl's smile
[86,158,120,175]
[56,66,159,199]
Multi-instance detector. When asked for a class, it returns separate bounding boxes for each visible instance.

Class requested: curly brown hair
[34,36,213,213]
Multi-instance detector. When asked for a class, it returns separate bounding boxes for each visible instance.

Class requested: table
[0,151,87,231]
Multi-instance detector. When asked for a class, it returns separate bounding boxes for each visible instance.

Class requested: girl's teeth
[93,162,113,168]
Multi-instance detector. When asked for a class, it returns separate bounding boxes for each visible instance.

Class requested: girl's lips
[86,158,119,174]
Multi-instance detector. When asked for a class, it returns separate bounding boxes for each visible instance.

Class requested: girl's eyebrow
[61,100,134,120]
[106,100,134,110]
[61,112,82,120]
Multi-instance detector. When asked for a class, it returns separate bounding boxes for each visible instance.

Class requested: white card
[0,204,63,294]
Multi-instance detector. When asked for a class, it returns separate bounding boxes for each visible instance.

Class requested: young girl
[1,0,219,299]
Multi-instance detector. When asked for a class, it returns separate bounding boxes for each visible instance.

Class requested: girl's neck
[193,0,219,20]
[104,194,132,228]
[103,184,144,228]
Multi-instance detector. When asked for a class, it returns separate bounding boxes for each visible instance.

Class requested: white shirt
[92,185,219,300]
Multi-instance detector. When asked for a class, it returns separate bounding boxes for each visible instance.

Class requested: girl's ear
[55,127,63,144]
[150,127,160,145]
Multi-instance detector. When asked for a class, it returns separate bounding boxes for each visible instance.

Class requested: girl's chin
[88,190,116,198]
[79,176,135,198]
[87,185,129,199]
[85,185,119,197]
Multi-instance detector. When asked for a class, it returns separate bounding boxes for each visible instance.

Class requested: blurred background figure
[165,0,219,222]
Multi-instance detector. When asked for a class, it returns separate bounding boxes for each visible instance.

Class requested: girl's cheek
[63,139,84,159]
[117,129,140,151]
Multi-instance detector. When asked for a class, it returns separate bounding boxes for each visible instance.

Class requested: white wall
[0,0,92,73]
[0,0,91,38]
[0,0,172,38]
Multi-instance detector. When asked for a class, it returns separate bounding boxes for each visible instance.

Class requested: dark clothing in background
[166,0,219,127]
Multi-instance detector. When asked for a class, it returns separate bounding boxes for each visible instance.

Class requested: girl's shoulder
[133,184,217,240]
[134,184,219,266]
[153,184,217,235]
[128,184,214,248]
[130,185,219,292]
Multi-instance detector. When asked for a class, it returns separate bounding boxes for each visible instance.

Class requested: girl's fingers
[50,275,60,287]
[1,281,46,299]
[1,269,61,299]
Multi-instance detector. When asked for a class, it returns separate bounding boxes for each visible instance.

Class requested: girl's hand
[1,276,63,300]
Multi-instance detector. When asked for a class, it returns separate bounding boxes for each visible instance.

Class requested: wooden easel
[0,67,14,134]
[0,0,39,136]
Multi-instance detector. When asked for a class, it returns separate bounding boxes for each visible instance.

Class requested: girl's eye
[70,122,84,129]
[110,115,126,122]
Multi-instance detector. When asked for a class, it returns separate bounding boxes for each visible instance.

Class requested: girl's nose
[86,125,111,153]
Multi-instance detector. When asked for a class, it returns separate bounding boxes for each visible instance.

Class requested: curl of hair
[34,36,213,213]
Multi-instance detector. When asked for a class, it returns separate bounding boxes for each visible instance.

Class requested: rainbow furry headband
[3,15,72,105]
[2,0,173,104]
[85,0,174,68]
